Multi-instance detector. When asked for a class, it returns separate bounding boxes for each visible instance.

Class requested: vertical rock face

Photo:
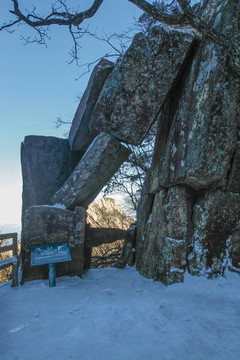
[89,26,195,145]
[135,173,154,266]
[21,205,86,284]
[21,135,82,212]
[136,0,240,284]
[50,132,131,209]
[137,186,193,285]
[188,191,240,277]
[151,40,238,191]
[228,223,240,273]
[68,59,114,152]
[226,131,240,193]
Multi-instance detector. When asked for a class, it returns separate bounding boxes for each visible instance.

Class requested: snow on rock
[32,203,66,210]
[0,267,240,360]
[167,237,184,244]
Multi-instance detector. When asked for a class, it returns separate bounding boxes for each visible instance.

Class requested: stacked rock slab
[136,0,240,283]
[21,135,82,212]
[50,132,131,209]
[88,26,195,145]
[21,205,85,284]
[21,133,130,281]
[69,59,114,152]
[21,135,86,281]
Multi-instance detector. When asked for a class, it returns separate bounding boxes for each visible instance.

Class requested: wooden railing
[0,233,19,287]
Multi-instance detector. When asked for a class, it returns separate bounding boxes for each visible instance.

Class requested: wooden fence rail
[0,233,19,287]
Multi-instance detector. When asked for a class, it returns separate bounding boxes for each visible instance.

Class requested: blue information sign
[31,243,72,287]
[31,243,71,267]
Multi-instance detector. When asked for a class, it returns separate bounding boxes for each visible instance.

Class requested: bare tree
[1,1,239,76]
[86,198,134,268]
[103,125,156,218]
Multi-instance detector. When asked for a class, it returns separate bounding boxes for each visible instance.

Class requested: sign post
[48,263,56,287]
[31,243,71,287]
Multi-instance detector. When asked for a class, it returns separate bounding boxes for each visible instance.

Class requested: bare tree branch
[1,0,239,75]
[177,0,231,48]
[177,0,240,76]
[129,0,187,25]
[0,18,21,31]
[8,0,104,27]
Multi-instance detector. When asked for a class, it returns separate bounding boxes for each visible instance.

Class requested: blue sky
[0,0,142,226]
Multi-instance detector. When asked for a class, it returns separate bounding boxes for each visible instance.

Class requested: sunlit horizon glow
[0,181,22,226]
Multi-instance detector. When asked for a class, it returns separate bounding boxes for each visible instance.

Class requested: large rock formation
[136,0,240,282]
[20,132,130,282]
[20,0,240,285]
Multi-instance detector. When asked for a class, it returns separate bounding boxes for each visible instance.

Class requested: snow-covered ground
[1,267,239,360]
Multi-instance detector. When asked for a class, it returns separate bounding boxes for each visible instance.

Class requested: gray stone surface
[21,135,82,212]
[138,186,193,285]
[21,205,86,283]
[188,190,240,277]
[136,0,240,285]
[135,172,154,266]
[51,132,131,209]
[228,222,240,271]
[157,41,238,190]
[226,132,240,193]
[69,59,114,152]
[89,25,194,145]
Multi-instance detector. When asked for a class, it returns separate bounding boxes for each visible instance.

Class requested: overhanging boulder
[50,132,131,209]
[88,25,195,145]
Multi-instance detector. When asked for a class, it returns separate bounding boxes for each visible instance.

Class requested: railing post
[11,260,18,287]
[12,233,18,257]
[12,233,18,287]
